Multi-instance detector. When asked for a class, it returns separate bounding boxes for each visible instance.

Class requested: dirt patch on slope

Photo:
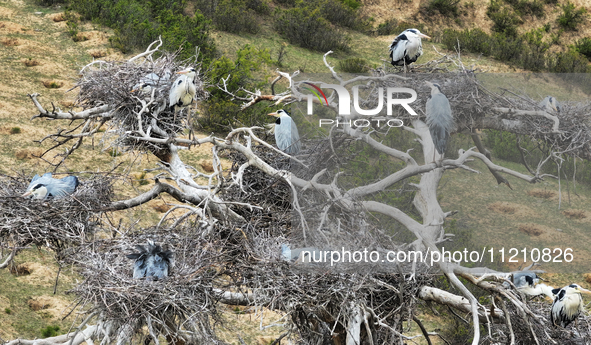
[488,202,537,217]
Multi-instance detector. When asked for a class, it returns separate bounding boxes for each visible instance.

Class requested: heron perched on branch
[503,271,554,298]
[550,284,591,327]
[539,96,561,113]
[126,240,173,280]
[268,109,301,155]
[22,172,79,200]
[169,67,197,110]
[389,29,430,69]
[425,81,454,163]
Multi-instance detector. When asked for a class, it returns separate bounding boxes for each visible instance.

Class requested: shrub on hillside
[274,0,297,6]
[69,0,216,61]
[375,20,426,36]
[246,0,272,14]
[320,0,363,30]
[487,1,522,37]
[337,58,371,73]
[574,37,591,61]
[201,45,272,132]
[424,0,461,17]
[557,2,587,31]
[504,0,544,17]
[213,0,260,34]
[442,28,494,56]
[274,6,350,52]
[35,0,66,5]
[547,50,590,73]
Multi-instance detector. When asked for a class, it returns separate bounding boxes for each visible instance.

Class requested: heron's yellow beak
[420,33,431,39]
[268,112,279,117]
[579,287,591,294]
[177,70,189,74]
[21,191,32,197]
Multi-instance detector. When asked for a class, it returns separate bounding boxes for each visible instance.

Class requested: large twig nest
[76,52,207,153]
[0,174,113,257]
[69,228,223,344]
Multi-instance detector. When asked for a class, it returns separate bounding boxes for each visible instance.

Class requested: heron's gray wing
[169,76,185,107]
[425,94,454,155]
[141,73,161,85]
[389,36,408,65]
[274,117,291,152]
[147,254,169,279]
[289,117,301,154]
[27,173,54,191]
[133,257,147,278]
[281,244,291,261]
[45,176,78,199]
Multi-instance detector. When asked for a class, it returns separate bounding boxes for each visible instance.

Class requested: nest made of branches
[0,173,113,257]
[75,52,207,153]
[70,227,225,344]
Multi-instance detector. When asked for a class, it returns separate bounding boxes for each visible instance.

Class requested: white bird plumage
[550,283,591,327]
[169,67,197,110]
[389,29,430,68]
[502,271,554,298]
[268,109,301,155]
[425,81,454,161]
[22,172,79,200]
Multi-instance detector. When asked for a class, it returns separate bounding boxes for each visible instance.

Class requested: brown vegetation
[527,189,556,199]
[562,209,587,219]
[28,297,51,311]
[518,223,544,236]
[22,58,41,67]
[488,202,516,214]
[89,49,107,58]
[15,148,43,160]
[9,263,31,276]
[42,80,64,89]
[52,13,66,22]
[151,203,170,213]
[1,38,19,46]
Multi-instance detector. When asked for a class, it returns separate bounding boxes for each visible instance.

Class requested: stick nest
[75,53,207,153]
[70,227,223,344]
[0,173,113,256]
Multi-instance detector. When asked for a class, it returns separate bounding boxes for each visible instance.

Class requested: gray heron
[550,284,591,327]
[268,109,301,155]
[169,67,197,110]
[126,239,173,280]
[502,271,554,298]
[425,81,454,163]
[281,244,324,263]
[22,172,79,200]
[132,71,171,96]
[389,29,430,69]
[539,96,561,113]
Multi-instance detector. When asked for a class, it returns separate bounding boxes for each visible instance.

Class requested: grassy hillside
[1,0,591,343]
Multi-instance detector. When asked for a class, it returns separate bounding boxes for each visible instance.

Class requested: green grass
[0,249,75,338]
